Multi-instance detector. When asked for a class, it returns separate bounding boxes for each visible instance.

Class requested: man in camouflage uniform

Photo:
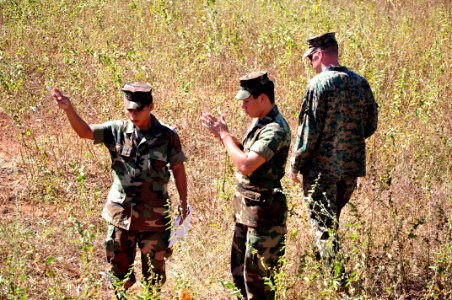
[290,32,378,272]
[200,71,291,299]
[51,83,188,295]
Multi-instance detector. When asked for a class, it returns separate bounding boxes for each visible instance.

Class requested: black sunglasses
[307,49,321,62]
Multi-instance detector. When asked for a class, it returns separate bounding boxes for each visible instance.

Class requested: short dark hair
[322,43,339,56]
[251,80,275,104]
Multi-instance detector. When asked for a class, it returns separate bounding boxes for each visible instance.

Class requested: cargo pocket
[238,189,267,226]
[104,224,116,263]
[240,189,266,207]
[264,191,288,226]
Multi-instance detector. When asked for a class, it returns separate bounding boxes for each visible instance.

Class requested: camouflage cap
[235,71,271,100]
[302,32,337,58]
[121,82,152,110]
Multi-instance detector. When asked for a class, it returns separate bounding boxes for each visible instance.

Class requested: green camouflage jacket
[91,115,186,231]
[233,105,291,227]
[290,66,378,182]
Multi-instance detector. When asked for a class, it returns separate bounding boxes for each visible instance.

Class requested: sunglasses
[307,49,321,63]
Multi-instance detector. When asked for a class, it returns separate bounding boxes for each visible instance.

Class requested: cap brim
[302,47,317,59]
[121,83,152,93]
[125,99,141,110]
[235,89,251,100]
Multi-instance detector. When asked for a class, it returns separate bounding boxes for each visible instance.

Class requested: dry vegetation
[0,0,450,299]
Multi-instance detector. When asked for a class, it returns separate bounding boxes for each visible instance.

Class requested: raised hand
[49,87,72,111]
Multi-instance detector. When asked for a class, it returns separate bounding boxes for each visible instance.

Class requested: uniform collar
[126,114,162,137]
[125,120,135,134]
[324,65,348,72]
[256,105,279,127]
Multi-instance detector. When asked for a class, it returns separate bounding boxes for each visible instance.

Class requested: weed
[0,0,450,298]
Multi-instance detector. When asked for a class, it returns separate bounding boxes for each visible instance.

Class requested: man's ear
[148,103,154,112]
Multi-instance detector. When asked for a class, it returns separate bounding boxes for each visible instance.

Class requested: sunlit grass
[0,0,450,299]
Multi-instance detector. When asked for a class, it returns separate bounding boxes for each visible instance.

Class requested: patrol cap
[302,32,338,58]
[121,82,153,110]
[235,71,271,100]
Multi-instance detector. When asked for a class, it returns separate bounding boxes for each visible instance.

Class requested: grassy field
[0,0,450,299]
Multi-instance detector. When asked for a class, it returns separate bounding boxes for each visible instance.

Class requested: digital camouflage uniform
[232,105,291,300]
[291,64,378,261]
[91,115,187,287]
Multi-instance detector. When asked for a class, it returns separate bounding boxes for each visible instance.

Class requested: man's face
[241,94,262,118]
[124,100,153,129]
[309,50,323,74]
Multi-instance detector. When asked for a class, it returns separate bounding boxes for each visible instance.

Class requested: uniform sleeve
[90,121,118,147]
[290,86,323,173]
[362,80,378,138]
[168,130,187,166]
[249,124,287,162]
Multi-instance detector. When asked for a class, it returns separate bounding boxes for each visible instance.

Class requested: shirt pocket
[107,184,126,204]
[147,150,170,183]
[109,143,133,176]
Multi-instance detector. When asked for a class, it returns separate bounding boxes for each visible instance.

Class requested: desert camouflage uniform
[231,105,291,300]
[91,115,186,287]
[291,66,378,261]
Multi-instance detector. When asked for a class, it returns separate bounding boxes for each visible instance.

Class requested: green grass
[0,0,450,299]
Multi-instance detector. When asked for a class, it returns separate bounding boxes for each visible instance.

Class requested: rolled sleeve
[250,126,285,162]
[169,152,187,166]
[250,140,275,162]
[90,124,106,145]
[90,121,117,146]
[168,131,187,166]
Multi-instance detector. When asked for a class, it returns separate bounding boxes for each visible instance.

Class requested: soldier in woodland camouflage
[51,82,188,296]
[200,72,291,299]
[290,32,378,276]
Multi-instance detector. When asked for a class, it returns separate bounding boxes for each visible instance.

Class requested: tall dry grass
[0,0,450,299]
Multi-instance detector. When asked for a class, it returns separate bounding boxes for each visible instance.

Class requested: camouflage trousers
[231,223,286,300]
[303,177,357,263]
[104,224,172,290]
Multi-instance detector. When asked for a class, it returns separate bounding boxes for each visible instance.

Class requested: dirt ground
[0,108,26,218]
[0,109,144,298]
[0,108,70,221]
[0,108,22,159]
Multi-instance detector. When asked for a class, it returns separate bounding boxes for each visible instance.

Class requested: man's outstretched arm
[51,88,94,140]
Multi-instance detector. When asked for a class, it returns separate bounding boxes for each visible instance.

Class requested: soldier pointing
[51,82,188,296]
